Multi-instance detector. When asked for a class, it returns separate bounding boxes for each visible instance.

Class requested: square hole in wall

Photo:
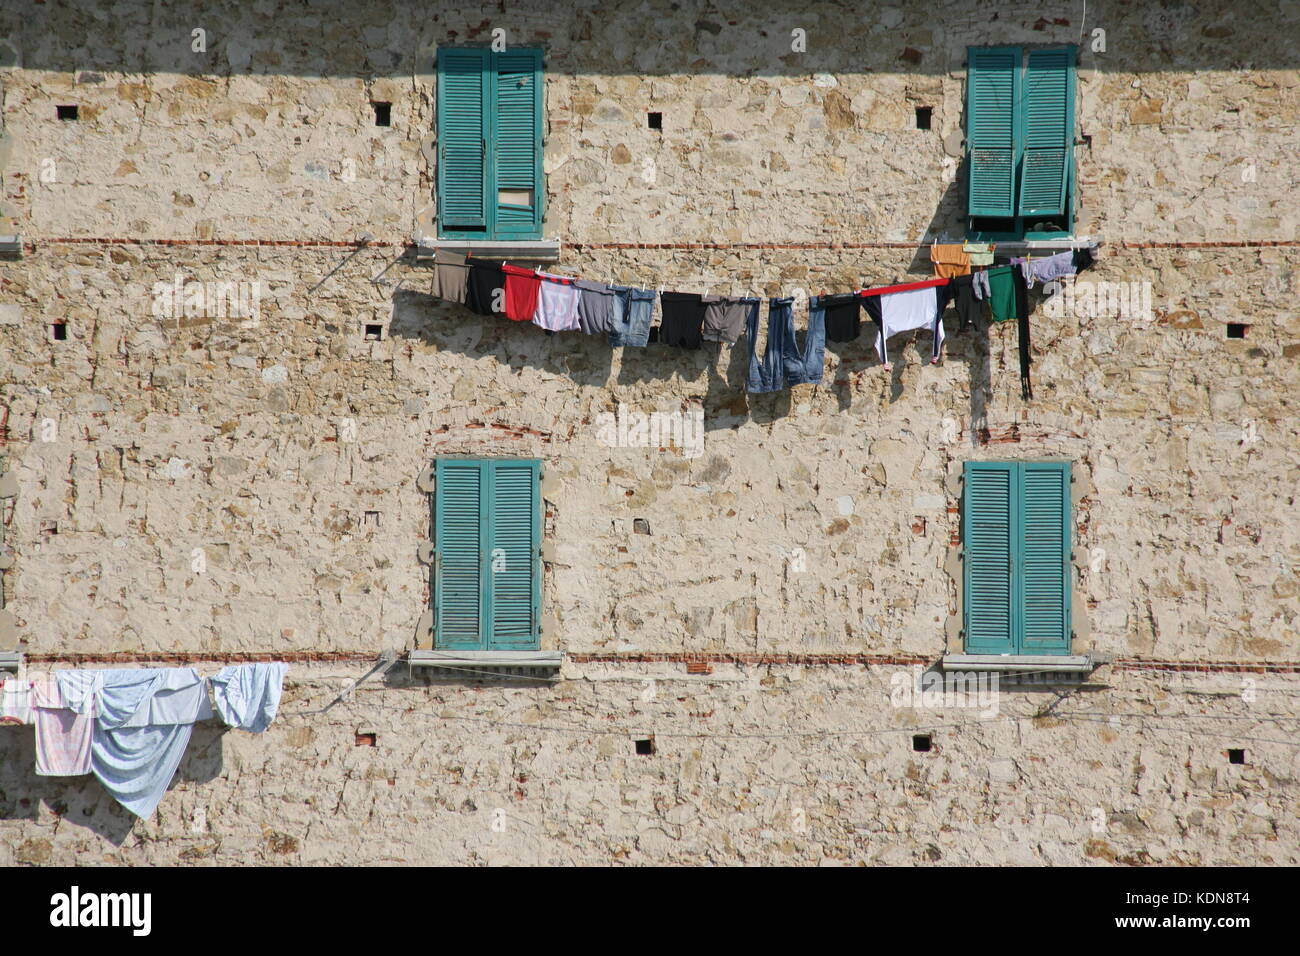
[372,101,391,127]
[633,518,651,535]
[647,111,662,130]
[1228,748,1246,764]
[912,734,932,752]
[634,737,656,756]
[363,510,381,527]
[51,322,68,341]
[355,732,377,747]
[915,106,933,130]
[1226,323,1249,339]
[57,105,79,121]
[364,324,383,340]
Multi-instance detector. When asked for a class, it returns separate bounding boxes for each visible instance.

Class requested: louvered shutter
[491,49,543,238]
[966,47,1020,218]
[1018,462,1072,653]
[963,462,1016,654]
[1019,48,1074,217]
[437,48,489,230]
[434,460,486,649]
[487,460,540,648]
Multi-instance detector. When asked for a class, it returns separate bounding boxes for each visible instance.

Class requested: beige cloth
[930,244,971,278]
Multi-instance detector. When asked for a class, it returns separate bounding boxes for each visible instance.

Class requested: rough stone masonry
[0,0,1296,864]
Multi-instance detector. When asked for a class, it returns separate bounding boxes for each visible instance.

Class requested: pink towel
[31,679,92,776]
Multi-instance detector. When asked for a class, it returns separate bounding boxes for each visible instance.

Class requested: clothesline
[428,245,1099,398]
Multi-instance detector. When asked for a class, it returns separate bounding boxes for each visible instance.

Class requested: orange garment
[930,244,971,278]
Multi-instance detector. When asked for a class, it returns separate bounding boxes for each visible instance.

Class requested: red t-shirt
[502,265,542,321]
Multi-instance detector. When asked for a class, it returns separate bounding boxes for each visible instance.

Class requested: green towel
[986,266,1017,322]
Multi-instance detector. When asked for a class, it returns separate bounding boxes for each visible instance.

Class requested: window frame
[435,47,545,242]
[430,457,543,651]
[961,460,1073,656]
[964,44,1078,242]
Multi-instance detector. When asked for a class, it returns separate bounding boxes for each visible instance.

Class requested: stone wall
[2,663,1296,866]
[0,0,1296,864]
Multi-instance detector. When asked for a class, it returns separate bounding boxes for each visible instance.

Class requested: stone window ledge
[0,651,22,673]
[941,653,1094,674]
[407,650,562,681]
[414,238,562,262]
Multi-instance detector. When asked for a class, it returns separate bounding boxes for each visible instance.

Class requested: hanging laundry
[533,272,582,331]
[981,266,1019,323]
[1010,255,1033,287]
[947,274,981,332]
[465,257,506,317]
[816,292,864,343]
[32,678,92,776]
[501,264,543,321]
[700,295,755,346]
[746,297,825,393]
[963,242,995,267]
[930,244,971,278]
[575,279,616,335]
[1024,251,1076,289]
[860,278,951,369]
[80,668,211,819]
[0,677,31,726]
[431,248,470,305]
[659,292,707,349]
[607,284,656,348]
[1013,268,1034,400]
[209,663,288,733]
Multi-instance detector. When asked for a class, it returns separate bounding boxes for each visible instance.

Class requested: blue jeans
[747,297,826,393]
[608,285,656,347]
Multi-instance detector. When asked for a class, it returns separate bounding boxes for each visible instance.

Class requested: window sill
[407,649,562,681]
[415,238,562,262]
[928,236,1102,257]
[0,651,22,672]
[942,653,1094,673]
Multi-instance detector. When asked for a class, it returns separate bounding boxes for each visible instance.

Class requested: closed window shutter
[966,47,1020,218]
[1018,48,1074,217]
[487,460,540,648]
[437,48,488,230]
[491,50,543,238]
[963,462,1016,654]
[434,460,486,649]
[1018,462,1072,653]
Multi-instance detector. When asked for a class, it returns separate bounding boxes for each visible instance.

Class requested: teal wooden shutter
[1018,48,1075,217]
[966,46,1020,218]
[487,460,540,648]
[490,49,543,239]
[437,48,489,230]
[1018,462,1072,654]
[963,462,1016,654]
[433,459,541,650]
[434,460,485,649]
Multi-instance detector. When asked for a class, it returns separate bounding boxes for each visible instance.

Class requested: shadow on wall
[0,724,226,848]
[0,1,1289,76]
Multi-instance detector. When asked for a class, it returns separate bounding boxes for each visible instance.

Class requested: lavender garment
[972,270,991,301]
[1027,251,1077,289]
[532,274,582,331]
